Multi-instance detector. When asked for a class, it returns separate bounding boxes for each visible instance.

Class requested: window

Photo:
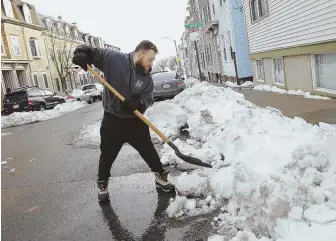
[29,39,41,57]
[27,89,39,97]
[227,31,232,59]
[1,39,5,56]
[251,0,268,22]
[221,35,227,61]
[256,60,265,81]
[313,53,336,92]
[209,45,213,63]
[43,89,53,95]
[22,4,32,23]
[220,0,223,6]
[10,35,21,56]
[42,73,49,88]
[32,74,39,87]
[36,89,45,96]
[3,0,14,18]
[272,57,285,84]
[55,78,61,91]
[212,4,215,15]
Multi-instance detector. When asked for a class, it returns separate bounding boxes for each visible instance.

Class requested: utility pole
[194,41,202,82]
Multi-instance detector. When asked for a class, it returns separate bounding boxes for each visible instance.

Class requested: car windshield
[152,72,177,82]
[5,91,27,103]
[82,85,95,91]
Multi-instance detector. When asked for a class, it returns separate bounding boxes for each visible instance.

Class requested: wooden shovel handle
[87,65,170,143]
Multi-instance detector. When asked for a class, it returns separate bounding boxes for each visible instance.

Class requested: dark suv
[2,87,65,115]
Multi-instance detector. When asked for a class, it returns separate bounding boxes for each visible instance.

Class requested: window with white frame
[255,59,265,81]
[29,38,41,57]
[22,4,32,24]
[10,35,21,56]
[1,39,5,56]
[3,0,14,18]
[313,53,336,91]
[251,0,268,22]
[32,73,39,87]
[272,57,285,84]
[42,73,49,88]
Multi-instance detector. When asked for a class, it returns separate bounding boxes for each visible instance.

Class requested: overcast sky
[27,0,189,61]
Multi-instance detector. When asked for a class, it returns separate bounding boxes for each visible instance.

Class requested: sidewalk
[211,82,336,124]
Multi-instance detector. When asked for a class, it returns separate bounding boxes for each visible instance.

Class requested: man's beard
[135,59,151,74]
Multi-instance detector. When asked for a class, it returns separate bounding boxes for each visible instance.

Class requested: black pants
[98,111,164,181]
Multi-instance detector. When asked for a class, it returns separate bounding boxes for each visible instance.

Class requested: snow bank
[1,102,88,129]
[254,85,331,100]
[146,82,336,240]
[72,121,101,148]
[225,81,254,88]
[184,77,200,88]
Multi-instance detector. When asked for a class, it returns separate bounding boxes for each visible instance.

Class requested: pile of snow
[72,121,101,148]
[1,101,88,128]
[184,77,200,88]
[225,81,254,88]
[254,85,331,100]
[145,82,336,240]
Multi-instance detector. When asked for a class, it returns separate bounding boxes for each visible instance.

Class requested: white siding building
[215,0,253,82]
[243,0,336,96]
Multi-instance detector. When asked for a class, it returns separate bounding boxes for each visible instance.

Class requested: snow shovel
[87,65,212,168]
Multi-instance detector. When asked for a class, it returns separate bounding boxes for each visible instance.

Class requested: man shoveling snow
[72,40,175,202]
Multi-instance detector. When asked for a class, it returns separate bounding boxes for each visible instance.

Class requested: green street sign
[184,22,203,30]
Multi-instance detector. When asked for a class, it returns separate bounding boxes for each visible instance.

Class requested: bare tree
[49,38,75,91]
[155,59,168,71]
[154,57,178,72]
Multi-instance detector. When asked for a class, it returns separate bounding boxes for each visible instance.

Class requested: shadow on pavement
[99,191,176,241]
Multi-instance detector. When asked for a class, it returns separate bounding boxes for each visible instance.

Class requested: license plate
[162,84,171,89]
[13,104,19,109]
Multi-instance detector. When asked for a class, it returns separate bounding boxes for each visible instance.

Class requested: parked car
[2,86,65,115]
[65,89,93,104]
[81,83,103,101]
[151,71,186,101]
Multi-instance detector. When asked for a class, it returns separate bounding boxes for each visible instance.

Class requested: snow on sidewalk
[253,84,331,100]
[1,101,88,129]
[145,82,336,241]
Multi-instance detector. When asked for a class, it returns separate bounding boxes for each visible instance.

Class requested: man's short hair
[135,40,158,53]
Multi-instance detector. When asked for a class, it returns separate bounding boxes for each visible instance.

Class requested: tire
[39,104,46,112]
[60,99,65,104]
[87,96,93,104]
[77,98,81,102]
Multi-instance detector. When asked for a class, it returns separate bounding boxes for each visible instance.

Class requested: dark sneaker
[154,171,175,193]
[97,180,110,202]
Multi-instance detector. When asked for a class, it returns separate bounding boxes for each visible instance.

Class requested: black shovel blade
[168,141,212,168]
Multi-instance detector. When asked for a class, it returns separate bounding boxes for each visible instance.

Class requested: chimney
[58,16,62,21]
[72,22,77,27]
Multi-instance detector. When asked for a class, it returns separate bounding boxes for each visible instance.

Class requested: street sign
[184,22,203,30]
[189,32,200,41]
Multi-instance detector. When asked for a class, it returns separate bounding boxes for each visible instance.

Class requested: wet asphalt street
[1,102,216,241]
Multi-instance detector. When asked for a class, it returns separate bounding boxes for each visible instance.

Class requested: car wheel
[88,96,93,104]
[77,98,81,102]
[59,99,65,104]
[39,104,46,112]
